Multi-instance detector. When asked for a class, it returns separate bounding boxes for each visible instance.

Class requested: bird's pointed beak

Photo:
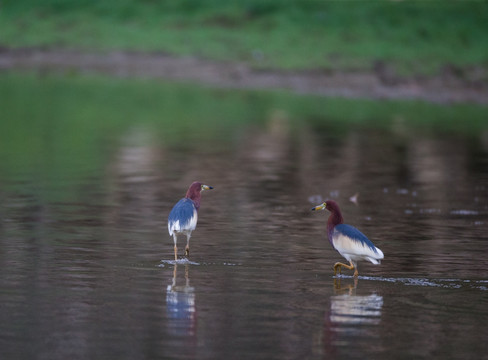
[201,185,213,191]
[311,202,326,211]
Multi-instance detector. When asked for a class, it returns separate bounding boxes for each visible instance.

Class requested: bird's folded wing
[168,198,198,235]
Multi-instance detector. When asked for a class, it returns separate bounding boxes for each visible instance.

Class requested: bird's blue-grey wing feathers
[332,224,384,263]
[168,198,198,235]
[334,224,378,252]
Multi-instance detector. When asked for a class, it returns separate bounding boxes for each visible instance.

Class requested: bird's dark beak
[202,185,213,191]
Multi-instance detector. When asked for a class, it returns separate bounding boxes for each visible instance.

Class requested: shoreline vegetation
[1,47,487,104]
[1,1,487,104]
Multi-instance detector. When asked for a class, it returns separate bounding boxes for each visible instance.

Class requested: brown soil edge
[1,47,487,105]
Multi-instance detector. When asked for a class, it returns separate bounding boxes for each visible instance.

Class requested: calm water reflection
[0,75,488,359]
[323,278,383,357]
[166,263,197,337]
[330,278,383,327]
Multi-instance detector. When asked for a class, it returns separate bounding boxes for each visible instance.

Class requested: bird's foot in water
[333,263,342,275]
[334,262,355,276]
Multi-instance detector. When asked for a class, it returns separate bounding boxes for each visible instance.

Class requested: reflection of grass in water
[296,94,488,136]
[0,73,259,175]
[1,1,487,75]
[0,72,486,200]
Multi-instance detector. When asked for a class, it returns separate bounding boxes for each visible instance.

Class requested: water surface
[0,74,487,359]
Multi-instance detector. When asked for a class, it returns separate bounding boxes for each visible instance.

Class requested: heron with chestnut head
[312,200,384,277]
[168,182,213,260]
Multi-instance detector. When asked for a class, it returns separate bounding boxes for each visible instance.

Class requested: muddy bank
[1,47,487,104]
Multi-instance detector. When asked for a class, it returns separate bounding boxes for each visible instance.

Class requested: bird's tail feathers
[367,257,381,265]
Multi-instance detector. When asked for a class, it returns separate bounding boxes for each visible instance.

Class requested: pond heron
[168,182,213,260]
[312,200,384,277]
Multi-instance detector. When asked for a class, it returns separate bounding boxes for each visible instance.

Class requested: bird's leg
[333,262,349,274]
[173,234,178,261]
[353,264,359,277]
[333,261,355,275]
[185,233,191,257]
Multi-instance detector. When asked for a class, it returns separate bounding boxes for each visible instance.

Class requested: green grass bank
[1,0,488,76]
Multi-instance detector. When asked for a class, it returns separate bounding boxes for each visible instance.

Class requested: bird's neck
[327,211,343,241]
[185,191,201,210]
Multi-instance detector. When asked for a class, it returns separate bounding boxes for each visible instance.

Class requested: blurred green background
[1,5,488,357]
[2,0,488,76]
[1,72,487,201]
[1,0,487,190]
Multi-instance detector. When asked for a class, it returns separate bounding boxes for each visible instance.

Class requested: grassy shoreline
[1,1,487,77]
[3,47,487,104]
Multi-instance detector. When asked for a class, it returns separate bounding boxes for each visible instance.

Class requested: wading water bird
[168,182,213,260]
[312,200,384,277]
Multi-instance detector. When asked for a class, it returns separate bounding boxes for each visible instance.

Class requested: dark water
[1,74,488,359]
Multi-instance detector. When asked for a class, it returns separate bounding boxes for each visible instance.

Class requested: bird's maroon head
[324,200,341,214]
[324,200,344,223]
[185,182,213,210]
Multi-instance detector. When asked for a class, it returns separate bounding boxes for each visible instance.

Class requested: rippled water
[1,75,488,359]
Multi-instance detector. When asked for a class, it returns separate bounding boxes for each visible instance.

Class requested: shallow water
[0,74,488,359]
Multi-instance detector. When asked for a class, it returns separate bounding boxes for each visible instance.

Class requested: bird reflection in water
[330,278,383,326]
[166,264,197,337]
[323,278,383,356]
